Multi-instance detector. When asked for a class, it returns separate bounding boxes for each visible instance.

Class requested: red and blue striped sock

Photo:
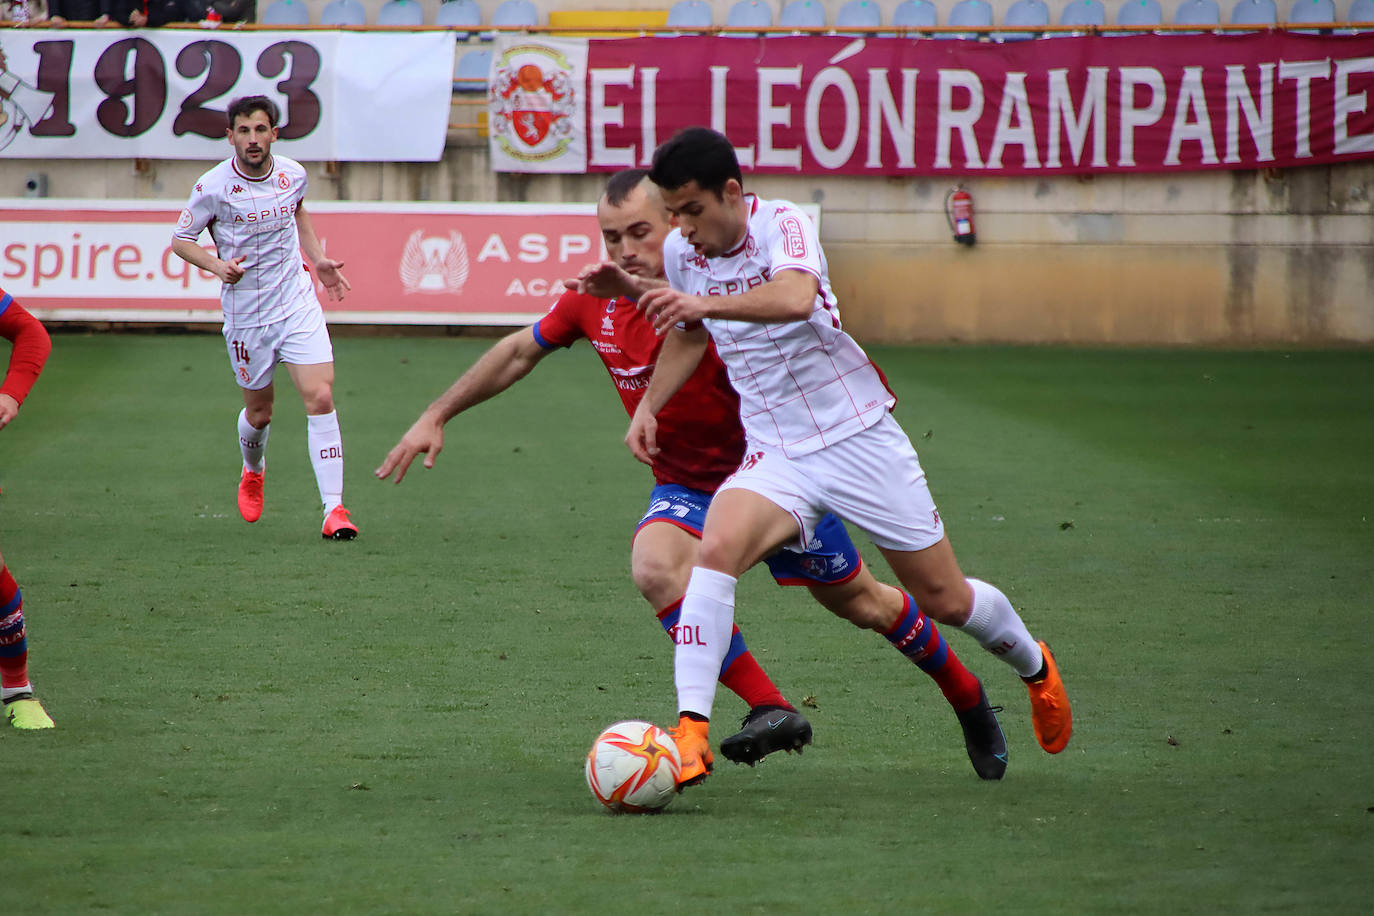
[883,592,982,711]
[0,566,30,692]
[657,598,790,712]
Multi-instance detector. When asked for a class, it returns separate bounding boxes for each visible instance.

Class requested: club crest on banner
[0,44,56,154]
[399,229,470,295]
[488,37,588,173]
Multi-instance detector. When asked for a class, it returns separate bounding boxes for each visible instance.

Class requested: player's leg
[287,360,354,539]
[878,540,1071,754]
[809,568,1006,778]
[281,307,354,539]
[812,415,1071,754]
[769,516,1003,778]
[633,502,793,714]
[670,487,799,786]
[0,548,54,730]
[237,383,273,522]
[226,326,275,524]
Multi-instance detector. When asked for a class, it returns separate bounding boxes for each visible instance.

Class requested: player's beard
[237,148,271,176]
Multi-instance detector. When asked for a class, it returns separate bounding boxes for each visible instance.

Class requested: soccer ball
[585,720,682,814]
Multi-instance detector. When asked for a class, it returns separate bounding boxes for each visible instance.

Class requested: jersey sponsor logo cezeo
[779,216,808,259]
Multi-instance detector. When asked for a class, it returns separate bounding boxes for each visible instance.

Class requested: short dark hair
[648,127,742,198]
[602,168,649,207]
[227,96,279,130]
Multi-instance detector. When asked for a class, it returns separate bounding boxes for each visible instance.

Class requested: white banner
[487,36,588,173]
[0,30,454,161]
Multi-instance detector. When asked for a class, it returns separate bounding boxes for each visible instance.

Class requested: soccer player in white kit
[172,96,357,540]
[627,127,1073,781]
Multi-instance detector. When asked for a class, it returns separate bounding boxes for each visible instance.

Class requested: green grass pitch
[2,333,1371,913]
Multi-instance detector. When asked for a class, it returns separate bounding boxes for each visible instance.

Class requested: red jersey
[534,290,744,493]
[0,287,51,406]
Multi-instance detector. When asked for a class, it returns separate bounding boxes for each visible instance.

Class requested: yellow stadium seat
[547,9,672,36]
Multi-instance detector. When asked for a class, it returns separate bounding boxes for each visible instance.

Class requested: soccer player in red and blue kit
[0,287,56,729]
[377,170,1008,785]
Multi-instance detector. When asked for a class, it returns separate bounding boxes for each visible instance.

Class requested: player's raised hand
[376,415,444,484]
[0,394,20,430]
[638,287,706,335]
[315,258,351,301]
[219,255,247,285]
[625,402,659,466]
[564,260,635,299]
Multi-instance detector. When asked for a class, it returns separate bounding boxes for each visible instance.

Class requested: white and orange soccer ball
[585,720,682,814]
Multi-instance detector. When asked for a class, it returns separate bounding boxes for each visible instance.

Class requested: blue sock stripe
[658,607,681,634]
[887,607,936,658]
[913,634,950,672]
[883,606,920,647]
[0,607,25,656]
[1,590,20,615]
[718,629,747,677]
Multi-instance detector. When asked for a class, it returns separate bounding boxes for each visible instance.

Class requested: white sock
[307,411,344,513]
[958,577,1044,679]
[238,408,269,472]
[2,683,34,702]
[675,567,738,720]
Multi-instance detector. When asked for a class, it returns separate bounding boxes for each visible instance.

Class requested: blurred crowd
[2,0,255,25]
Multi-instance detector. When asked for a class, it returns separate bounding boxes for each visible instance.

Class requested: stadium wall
[4,136,1371,346]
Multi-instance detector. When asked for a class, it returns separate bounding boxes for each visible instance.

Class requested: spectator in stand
[35,0,101,24]
[207,0,254,22]
[100,0,193,26]
[2,0,40,24]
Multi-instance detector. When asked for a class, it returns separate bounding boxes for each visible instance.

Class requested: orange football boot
[237,468,264,523]
[669,716,714,789]
[1026,641,1073,753]
[322,505,358,540]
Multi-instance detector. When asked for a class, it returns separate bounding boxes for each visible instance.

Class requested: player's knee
[696,537,752,578]
[303,390,335,415]
[632,554,687,609]
[915,582,973,626]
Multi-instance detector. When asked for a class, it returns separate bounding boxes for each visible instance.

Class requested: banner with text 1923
[0,30,454,161]
[541,32,1374,176]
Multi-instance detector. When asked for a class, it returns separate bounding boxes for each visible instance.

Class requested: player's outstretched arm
[375,326,551,483]
[0,298,52,431]
[295,204,351,302]
[639,269,817,333]
[563,261,665,301]
[375,413,445,484]
[625,324,709,465]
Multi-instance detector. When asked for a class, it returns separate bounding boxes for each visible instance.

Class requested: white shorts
[224,305,333,391]
[718,412,945,553]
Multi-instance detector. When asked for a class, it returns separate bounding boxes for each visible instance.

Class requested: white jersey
[175,155,318,329]
[663,195,895,458]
